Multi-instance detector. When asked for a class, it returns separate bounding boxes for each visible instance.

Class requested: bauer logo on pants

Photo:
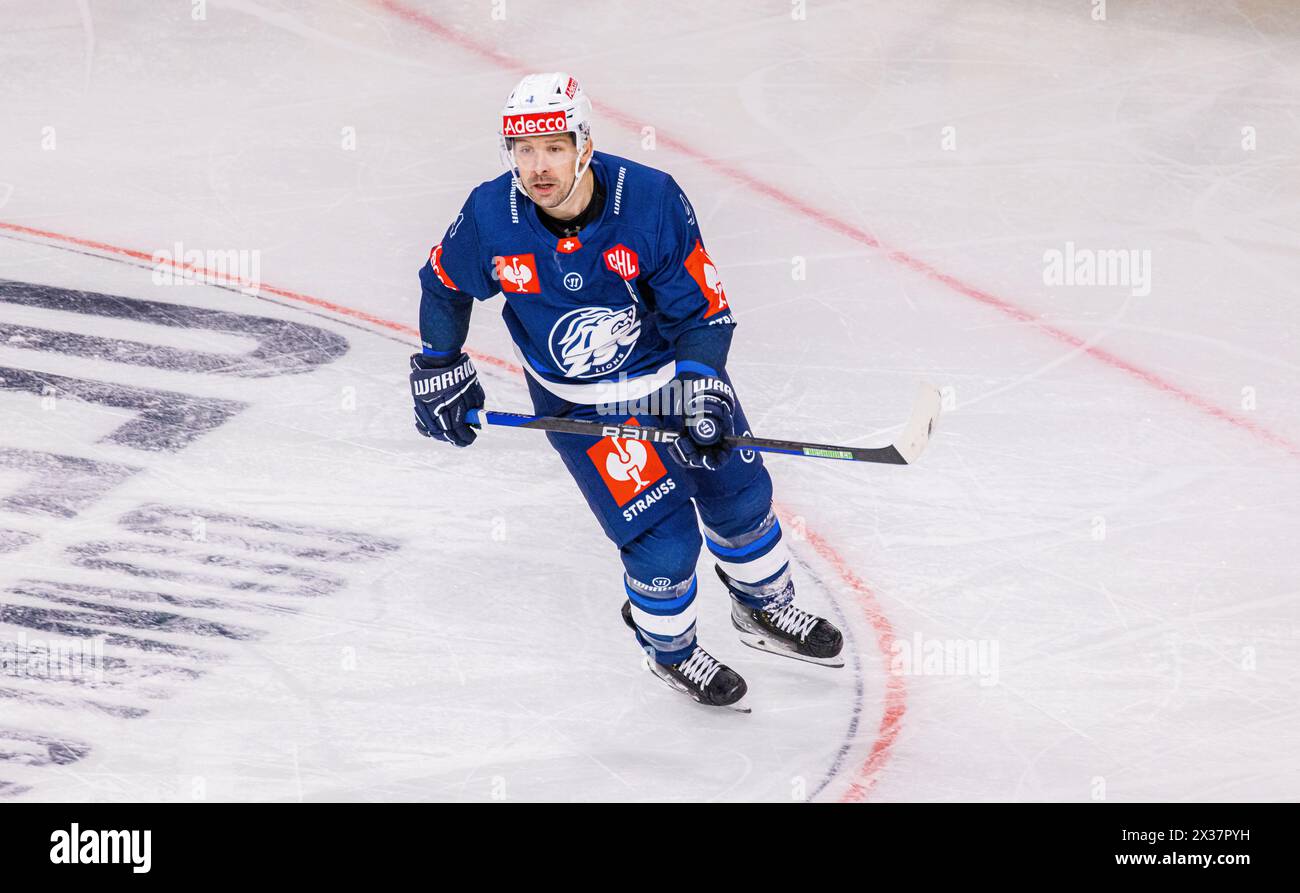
[587,418,667,507]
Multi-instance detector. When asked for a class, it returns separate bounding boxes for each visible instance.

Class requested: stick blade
[892,382,943,464]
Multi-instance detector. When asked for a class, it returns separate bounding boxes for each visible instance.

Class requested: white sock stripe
[630,600,698,638]
[715,537,791,585]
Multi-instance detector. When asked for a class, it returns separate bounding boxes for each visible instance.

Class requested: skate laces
[676,647,724,688]
[766,604,819,640]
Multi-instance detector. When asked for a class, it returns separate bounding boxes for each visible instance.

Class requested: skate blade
[736,631,845,668]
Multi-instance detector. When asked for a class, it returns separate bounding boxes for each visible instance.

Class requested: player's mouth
[532,181,556,196]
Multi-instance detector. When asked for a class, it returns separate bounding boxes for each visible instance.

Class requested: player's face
[512,134,584,208]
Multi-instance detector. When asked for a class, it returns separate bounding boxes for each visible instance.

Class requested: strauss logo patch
[548,305,641,379]
[493,253,541,294]
[586,418,668,507]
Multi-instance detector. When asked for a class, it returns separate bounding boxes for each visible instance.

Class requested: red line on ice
[799,527,906,800]
[0,221,517,374]
[369,0,1300,460]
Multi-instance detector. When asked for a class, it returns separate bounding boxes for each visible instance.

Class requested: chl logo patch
[429,244,458,290]
[684,239,727,318]
[603,244,639,281]
[494,253,540,294]
[587,419,667,507]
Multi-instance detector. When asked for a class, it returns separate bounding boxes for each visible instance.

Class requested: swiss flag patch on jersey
[494,253,541,294]
[587,419,667,507]
[429,243,458,290]
[684,240,728,318]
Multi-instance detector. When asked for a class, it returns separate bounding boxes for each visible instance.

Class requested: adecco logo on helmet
[502,110,568,136]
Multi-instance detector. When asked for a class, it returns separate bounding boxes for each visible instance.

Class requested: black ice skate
[621,601,749,711]
[717,567,845,667]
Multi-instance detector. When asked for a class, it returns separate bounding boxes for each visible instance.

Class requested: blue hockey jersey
[418,151,735,403]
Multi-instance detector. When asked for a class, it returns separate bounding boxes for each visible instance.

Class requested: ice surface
[0,0,1297,801]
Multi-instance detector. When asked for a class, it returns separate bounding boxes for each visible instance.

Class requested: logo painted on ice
[548,305,641,379]
[602,244,639,281]
[563,272,583,291]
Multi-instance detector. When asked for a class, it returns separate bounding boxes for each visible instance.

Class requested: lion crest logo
[548,306,641,379]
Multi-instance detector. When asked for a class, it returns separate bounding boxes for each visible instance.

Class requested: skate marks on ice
[0,277,399,797]
[0,730,88,798]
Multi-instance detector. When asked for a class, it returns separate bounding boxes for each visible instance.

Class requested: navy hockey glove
[668,375,736,471]
[409,352,484,448]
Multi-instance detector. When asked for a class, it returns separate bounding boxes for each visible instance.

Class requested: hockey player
[409,73,843,709]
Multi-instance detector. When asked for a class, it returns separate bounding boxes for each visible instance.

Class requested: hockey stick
[465,382,943,465]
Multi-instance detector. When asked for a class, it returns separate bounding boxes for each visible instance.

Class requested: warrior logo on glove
[409,352,485,448]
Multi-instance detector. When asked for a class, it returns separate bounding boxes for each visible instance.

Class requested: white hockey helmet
[498,72,594,203]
